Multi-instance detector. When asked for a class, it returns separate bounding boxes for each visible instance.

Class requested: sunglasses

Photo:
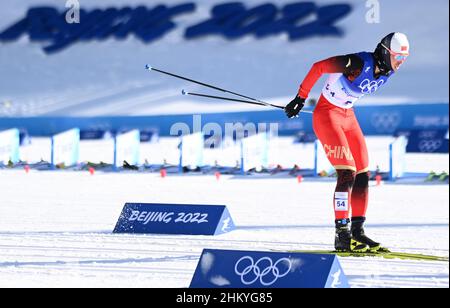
[381,43,409,61]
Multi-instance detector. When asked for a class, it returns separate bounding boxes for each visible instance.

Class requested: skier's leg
[345,113,389,252]
[313,97,367,252]
[333,169,367,252]
[345,120,369,218]
[313,98,356,221]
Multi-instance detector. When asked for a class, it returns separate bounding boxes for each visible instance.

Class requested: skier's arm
[297,54,364,99]
[285,54,363,118]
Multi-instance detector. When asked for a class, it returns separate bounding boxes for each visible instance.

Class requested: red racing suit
[297,53,392,220]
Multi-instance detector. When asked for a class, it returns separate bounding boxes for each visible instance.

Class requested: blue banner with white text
[113,203,235,235]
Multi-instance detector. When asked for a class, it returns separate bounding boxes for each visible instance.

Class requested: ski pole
[145,64,277,108]
[182,90,313,114]
[182,90,284,109]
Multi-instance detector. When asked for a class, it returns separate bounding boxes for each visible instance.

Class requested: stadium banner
[0,128,20,164]
[241,133,269,172]
[114,129,140,168]
[405,130,449,154]
[180,132,204,170]
[2,103,447,137]
[0,3,352,54]
[113,203,235,235]
[190,249,349,288]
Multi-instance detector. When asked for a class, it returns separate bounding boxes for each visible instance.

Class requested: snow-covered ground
[0,140,448,288]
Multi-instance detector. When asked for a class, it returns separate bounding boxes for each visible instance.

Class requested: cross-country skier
[284,32,410,252]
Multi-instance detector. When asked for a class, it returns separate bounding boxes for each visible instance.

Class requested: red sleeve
[297,54,363,99]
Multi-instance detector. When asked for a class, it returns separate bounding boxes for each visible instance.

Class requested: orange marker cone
[375,174,382,186]
[24,165,30,173]
[215,172,221,181]
[297,175,303,183]
[89,167,95,175]
[160,169,167,178]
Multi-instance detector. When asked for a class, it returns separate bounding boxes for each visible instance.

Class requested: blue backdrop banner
[0,103,448,137]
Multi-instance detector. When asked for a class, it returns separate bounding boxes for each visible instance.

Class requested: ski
[278,250,448,262]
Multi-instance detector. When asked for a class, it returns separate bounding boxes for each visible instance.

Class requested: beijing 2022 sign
[0,2,352,53]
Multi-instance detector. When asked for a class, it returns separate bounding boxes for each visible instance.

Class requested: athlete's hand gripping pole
[284,96,306,118]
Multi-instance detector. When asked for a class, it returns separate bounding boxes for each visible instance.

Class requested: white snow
[0,138,448,288]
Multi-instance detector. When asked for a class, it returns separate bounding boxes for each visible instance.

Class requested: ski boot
[351,217,390,253]
[335,219,368,253]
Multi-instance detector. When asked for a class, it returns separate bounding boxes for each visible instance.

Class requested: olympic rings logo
[234,256,292,286]
[359,79,384,94]
[371,112,401,133]
[418,139,442,152]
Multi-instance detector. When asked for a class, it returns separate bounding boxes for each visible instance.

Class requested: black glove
[284,96,305,118]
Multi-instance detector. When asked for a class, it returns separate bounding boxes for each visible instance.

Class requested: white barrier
[114,130,140,168]
[0,128,20,164]
[314,140,334,176]
[180,132,204,170]
[241,133,269,172]
[51,128,80,167]
[389,135,408,180]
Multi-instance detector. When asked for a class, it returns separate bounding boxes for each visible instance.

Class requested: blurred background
[0,0,448,176]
